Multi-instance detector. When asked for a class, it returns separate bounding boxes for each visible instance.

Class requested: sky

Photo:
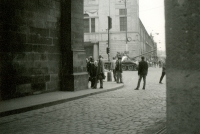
[139,0,165,51]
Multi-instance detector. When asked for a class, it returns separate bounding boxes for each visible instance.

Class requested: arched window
[84,13,95,33]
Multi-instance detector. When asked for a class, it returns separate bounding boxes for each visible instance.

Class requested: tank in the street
[104,56,138,71]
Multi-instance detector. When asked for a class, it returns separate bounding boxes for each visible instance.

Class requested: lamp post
[107,0,112,82]
[108,0,111,62]
[125,0,128,52]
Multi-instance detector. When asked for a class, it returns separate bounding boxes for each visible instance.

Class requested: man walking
[115,56,123,83]
[135,56,148,90]
[110,57,117,81]
[159,60,166,84]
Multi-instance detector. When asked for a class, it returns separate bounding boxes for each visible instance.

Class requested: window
[119,9,127,31]
[84,19,89,33]
[91,18,95,32]
[119,9,127,15]
[120,17,127,31]
[84,18,95,33]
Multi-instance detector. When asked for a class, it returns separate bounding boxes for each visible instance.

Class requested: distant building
[139,19,157,61]
[84,0,157,61]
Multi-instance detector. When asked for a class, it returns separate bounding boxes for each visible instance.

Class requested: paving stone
[0,68,166,134]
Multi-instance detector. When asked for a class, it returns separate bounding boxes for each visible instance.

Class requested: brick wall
[0,0,61,99]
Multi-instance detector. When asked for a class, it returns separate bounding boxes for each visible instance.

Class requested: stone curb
[0,84,124,118]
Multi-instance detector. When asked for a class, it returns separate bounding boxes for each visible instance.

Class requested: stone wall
[0,0,61,99]
[0,0,88,100]
[165,0,200,133]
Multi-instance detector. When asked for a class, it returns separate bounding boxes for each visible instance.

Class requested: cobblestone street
[0,68,166,134]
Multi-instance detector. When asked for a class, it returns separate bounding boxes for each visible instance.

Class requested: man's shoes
[120,82,123,83]
[142,87,145,90]
[159,82,163,84]
[92,87,96,89]
[100,87,103,89]
[134,88,139,90]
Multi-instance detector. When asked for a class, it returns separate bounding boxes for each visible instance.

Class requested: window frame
[120,16,127,31]
[119,9,127,15]
[84,18,90,33]
[84,17,96,33]
[119,9,127,32]
[91,18,95,33]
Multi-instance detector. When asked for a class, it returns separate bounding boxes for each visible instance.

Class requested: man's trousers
[116,71,122,83]
[113,69,116,81]
[159,72,165,83]
[136,75,146,89]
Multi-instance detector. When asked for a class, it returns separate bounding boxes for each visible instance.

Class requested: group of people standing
[87,55,166,90]
[86,55,124,89]
[110,56,123,83]
[146,60,164,68]
[86,55,105,89]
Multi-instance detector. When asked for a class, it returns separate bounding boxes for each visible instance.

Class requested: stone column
[93,43,99,61]
[61,0,88,91]
[165,1,200,133]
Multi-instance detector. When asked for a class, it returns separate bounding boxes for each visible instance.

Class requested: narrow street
[0,67,166,134]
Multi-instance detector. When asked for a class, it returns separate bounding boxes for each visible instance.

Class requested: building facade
[84,0,157,61]
[139,19,157,61]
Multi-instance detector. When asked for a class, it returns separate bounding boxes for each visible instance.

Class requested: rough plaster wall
[165,0,200,133]
[98,0,109,32]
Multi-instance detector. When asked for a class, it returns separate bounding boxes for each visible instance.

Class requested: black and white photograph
[0,0,199,133]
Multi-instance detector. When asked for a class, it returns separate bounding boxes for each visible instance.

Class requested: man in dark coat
[94,55,104,89]
[87,56,93,88]
[135,56,148,90]
[115,56,123,83]
[89,58,97,88]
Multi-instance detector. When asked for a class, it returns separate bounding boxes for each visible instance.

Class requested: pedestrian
[111,57,117,81]
[159,61,166,84]
[156,61,159,68]
[89,58,97,88]
[115,56,123,83]
[86,56,92,73]
[86,58,89,72]
[154,61,156,68]
[87,56,93,88]
[159,61,162,68]
[135,56,148,90]
[94,55,105,89]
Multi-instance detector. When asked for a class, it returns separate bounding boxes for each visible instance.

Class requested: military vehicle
[121,56,138,71]
[104,56,138,71]
[104,49,157,71]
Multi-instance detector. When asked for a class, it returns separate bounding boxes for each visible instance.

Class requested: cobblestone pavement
[0,67,166,134]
